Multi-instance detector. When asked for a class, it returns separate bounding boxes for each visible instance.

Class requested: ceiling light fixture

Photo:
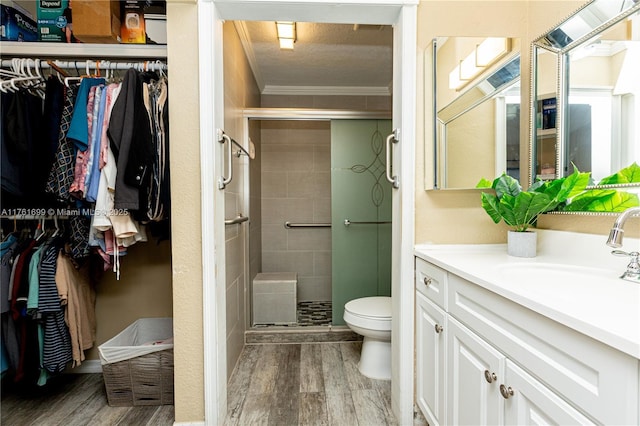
[276,21,296,50]
[449,37,510,90]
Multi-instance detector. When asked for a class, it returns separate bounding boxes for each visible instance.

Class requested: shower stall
[241,111,392,328]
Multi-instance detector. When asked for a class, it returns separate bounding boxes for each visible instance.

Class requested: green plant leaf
[512,191,552,230]
[561,190,617,211]
[584,191,640,212]
[493,173,521,199]
[498,194,518,227]
[476,178,493,188]
[480,192,502,224]
[597,162,640,185]
[548,168,590,202]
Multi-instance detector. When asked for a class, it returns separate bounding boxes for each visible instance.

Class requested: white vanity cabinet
[446,316,504,425]
[414,255,639,426]
[415,260,447,426]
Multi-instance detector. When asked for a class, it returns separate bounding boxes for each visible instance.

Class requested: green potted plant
[476,168,590,257]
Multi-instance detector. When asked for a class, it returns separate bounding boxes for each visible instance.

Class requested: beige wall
[90,241,173,360]
[416,0,589,244]
[166,1,204,423]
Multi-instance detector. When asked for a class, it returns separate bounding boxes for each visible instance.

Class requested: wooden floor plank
[339,341,373,392]
[268,345,301,426]
[352,388,395,426]
[83,405,134,426]
[145,405,175,426]
[298,392,329,426]
[247,344,280,395]
[1,373,94,426]
[320,344,350,393]
[59,380,111,426]
[324,391,359,426]
[28,374,104,426]
[235,393,271,426]
[112,405,159,426]
[226,345,261,426]
[300,344,324,393]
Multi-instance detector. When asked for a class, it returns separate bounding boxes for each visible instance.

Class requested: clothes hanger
[64,62,83,87]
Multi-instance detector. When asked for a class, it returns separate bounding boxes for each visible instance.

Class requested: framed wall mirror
[530,0,640,202]
[432,37,521,189]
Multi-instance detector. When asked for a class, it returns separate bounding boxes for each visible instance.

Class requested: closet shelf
[0,42,167,59]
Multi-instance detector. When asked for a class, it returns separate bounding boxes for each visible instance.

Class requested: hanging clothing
[108,68,141,211]
[45,83,80,204]
[55,251,96,367]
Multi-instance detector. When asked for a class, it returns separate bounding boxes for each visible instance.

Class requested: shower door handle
[218,130,233,189]
[385,129,400,189]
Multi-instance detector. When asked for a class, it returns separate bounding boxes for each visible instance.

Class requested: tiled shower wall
[260,120,332,302]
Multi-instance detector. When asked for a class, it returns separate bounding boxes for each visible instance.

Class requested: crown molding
[262,85,392,96]
[233,21,265,92]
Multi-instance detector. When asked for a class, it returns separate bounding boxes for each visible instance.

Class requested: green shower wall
[331,120,392,325]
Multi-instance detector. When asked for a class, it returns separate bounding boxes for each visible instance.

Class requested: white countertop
[415,230,640,359]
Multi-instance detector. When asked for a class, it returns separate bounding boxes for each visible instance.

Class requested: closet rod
[0,59,167,71]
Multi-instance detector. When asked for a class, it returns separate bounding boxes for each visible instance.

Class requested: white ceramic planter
[507,230,537,257]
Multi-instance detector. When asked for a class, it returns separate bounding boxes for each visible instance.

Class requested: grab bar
[385,129,400,189]
[344,219,392,226]
[284,222,331,229]
[218,130,233,189]
[225,214,249,225]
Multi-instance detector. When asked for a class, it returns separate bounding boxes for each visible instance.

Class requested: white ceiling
[235,21,393,96]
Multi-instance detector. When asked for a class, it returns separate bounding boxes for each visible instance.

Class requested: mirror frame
[432,37,521,190]
[529,0,640,190]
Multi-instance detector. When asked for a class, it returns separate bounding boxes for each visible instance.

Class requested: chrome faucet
[607,206,640,248]
[607,206,640,283]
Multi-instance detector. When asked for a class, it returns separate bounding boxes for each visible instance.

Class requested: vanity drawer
[448,273,639,426]
[415,258,447,310]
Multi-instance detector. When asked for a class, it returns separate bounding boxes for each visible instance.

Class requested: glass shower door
[331,119,392,325]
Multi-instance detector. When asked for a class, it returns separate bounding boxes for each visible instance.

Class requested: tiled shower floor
[253,300,332,327]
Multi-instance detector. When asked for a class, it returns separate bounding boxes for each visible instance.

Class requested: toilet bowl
[343,296,392,380]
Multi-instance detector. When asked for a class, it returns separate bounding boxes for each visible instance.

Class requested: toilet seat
[344,296,391,331]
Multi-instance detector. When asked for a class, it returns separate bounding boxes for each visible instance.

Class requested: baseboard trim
[65,359,102,374]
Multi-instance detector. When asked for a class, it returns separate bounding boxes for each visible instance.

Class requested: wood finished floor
[225,342,398,426]
[1,373,174,426]
[2,342,399,426]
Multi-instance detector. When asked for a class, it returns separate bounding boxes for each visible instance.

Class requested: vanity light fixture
[449,37,510,90]
[276,21,296,50]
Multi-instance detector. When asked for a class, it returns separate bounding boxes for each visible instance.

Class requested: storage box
[72,0,120,43]
[36,0,70,42]
[98,318,174,406]
[1,5,38,41]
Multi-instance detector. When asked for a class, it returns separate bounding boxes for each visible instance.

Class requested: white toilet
[343,296,392,380]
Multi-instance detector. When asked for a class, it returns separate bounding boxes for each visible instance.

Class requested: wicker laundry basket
[98,318,174,406]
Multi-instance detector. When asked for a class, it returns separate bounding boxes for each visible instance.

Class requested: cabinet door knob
[484,370,497,383]
[499,384,514,399]
[423,277,432,286]
[434,324,443,334]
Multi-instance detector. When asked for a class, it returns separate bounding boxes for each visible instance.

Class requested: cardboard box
[1,5,38,41]
[36,0,70,42]
[72,0,121,43]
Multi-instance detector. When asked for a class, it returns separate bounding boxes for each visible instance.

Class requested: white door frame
[198,1,417,424]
